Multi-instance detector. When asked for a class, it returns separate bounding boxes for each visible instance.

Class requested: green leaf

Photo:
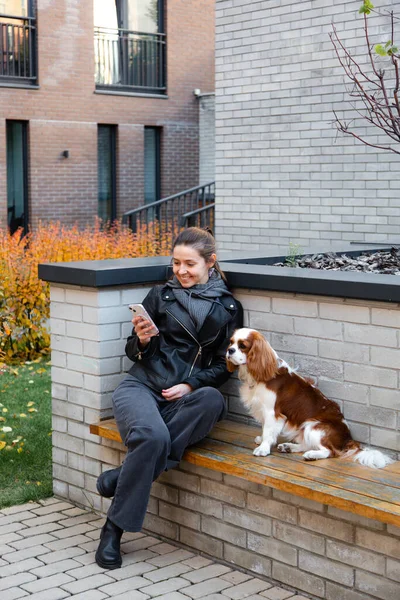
[375,44,388,57]
[359,0,374,14]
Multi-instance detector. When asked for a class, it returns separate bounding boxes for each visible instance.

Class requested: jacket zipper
[166,309,202,377]
[166,310,223,377]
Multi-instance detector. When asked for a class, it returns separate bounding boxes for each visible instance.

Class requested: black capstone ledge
[38,245,400,304]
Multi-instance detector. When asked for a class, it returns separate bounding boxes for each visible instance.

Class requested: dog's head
[226,328,278,382]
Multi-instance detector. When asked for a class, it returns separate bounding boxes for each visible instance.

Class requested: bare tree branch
[330,7,400,154]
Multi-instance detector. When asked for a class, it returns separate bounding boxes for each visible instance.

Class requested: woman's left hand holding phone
[133,316,158,347]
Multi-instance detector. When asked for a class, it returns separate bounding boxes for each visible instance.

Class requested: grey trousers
[107,375,227,532]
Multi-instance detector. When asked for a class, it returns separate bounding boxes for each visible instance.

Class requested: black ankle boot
[95,518,123,569]
[96,466,121,498]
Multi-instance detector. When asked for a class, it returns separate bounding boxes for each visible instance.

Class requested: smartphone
[129,304,159,334]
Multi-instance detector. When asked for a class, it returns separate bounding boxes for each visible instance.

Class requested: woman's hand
[133,316,158,347]
[161,384,192,401]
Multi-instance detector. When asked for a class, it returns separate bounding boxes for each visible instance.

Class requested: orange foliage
[0,220,180,364]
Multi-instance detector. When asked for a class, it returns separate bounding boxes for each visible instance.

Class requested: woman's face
[172,245,216,288]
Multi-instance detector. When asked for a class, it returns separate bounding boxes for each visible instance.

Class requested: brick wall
[47,279,400,598]
[0,0,215,228]
[215,0,400,252]
[198,94,215,185]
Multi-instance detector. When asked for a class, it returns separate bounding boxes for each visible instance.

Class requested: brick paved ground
[0,497,310,600]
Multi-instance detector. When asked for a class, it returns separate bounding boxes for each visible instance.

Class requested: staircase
[122,182,215,252]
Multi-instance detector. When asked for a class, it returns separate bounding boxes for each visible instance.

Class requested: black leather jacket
[126,284,243,393]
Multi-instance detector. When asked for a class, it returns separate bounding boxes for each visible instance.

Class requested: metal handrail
[0,15,37,81]
[94,25,166,92]
[180,203,215,227]
[122,182,215,251]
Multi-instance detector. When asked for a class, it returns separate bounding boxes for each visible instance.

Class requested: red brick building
[0,0,214,232]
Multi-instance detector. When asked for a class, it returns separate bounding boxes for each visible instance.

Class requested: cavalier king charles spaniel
[226,328,393,469]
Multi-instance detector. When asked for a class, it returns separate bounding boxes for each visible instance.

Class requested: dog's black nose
[227,347,235,355]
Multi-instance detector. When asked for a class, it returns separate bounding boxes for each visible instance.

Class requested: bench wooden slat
[90,418,400,527]
[197,438,400,507]
[184,444,400,527]
[212,422,400,490]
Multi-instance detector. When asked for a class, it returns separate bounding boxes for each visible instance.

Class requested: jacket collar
[161,288,236,345]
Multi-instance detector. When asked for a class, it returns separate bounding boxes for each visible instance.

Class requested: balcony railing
[0,14,36,83]
[94,26,166,94]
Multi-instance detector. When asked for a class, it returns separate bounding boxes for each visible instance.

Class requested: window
[144,127,161,205]
[98,125,117,223]
[7,120,29,235]
[0,1,37,84]
[94,0,165,94]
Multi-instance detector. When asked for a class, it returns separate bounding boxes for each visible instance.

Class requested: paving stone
[23,589,70,600]
[53,523,97,539]
[105,592,150,600]
[181,556,212,569]
[32,502,76,516]
[220,571,254,585]
[31,558,85,578]
[120,535,164,553]
[18,512,70,528]
[224,579,273,599]
[0,557,47,578]
[0,511,37,526]
[138,576,191,597]
[61,574,116,594]
[182,577,233,598]
[0,572,37,591]
[1,502,41,515]
[143,562,192,582]
[40,497,66,506]
[2,588,29,600]
[21,573,76,593]
[18,522,65,537]
[109,561,158,580]
[60,507,89,517]
[1,544,50,563]
[67,592,109,600]
[45,534,93,551]
[182,563,232,583]
[9,533,57,550]
[152,594,191,600]
[147,549,194,567]
[151,542,179,554]
[98,575,155,595]
[260,589,295,600]
[39,546,87,563]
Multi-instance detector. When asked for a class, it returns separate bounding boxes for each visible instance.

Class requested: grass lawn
[0,359,53,508]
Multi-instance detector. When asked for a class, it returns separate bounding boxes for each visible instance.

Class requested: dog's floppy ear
[247,331,278,383]
[226,358,238,373]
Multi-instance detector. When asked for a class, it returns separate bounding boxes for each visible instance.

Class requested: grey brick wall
[199,93,215,185]
[214,0,400,252]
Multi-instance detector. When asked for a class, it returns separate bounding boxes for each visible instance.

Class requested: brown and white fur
[226,328,393,469]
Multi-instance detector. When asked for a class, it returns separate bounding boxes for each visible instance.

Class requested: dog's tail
[343,440,394,469]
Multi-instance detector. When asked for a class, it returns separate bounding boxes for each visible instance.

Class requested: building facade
[0,0,214,232]
[215,0,400,252]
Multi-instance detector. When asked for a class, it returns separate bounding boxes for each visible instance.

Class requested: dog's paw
[303,451,318,461]
[253,445,270,457]
[277,443,292,453]
[255,436,262,444]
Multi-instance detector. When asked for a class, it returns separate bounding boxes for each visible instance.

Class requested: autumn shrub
[0,219,180,364]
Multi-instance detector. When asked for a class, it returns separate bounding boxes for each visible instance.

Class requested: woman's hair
[172,227,227,281]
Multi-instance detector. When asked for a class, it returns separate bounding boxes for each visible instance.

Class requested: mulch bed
[274,247,400,275]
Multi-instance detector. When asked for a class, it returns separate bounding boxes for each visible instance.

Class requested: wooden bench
[90,418,400,528]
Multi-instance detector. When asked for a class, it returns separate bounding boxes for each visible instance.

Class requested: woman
[95,227,243,569]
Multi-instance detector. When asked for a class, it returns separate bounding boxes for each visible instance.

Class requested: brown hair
[172,227,226,281]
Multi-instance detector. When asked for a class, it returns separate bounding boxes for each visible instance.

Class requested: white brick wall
[49,283,151,511]
[199,93,215,185]
[221,289,400,455]
[48,279,400,599]
[214,0,400,252]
